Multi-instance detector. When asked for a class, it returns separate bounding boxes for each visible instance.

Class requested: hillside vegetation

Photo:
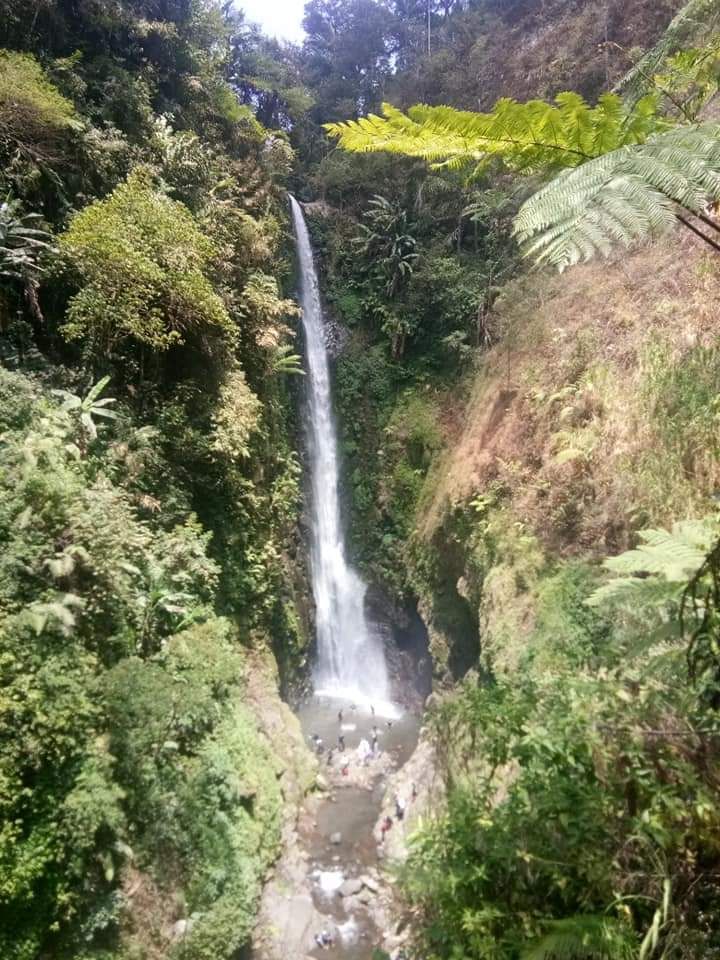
[302,1,720,958]
[0,3,313,958]
[3,1,720,960]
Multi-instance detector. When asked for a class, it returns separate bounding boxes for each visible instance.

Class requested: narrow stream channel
[297,698,420,959]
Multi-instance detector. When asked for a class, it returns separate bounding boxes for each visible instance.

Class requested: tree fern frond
[598,519,717,584]
[586,576,683,610]
[514,123,720,269]
[325,94,667,174]
[522,915,636,960]
[617,0,720,101]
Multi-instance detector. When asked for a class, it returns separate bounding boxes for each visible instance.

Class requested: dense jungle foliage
[4,1,720,959]
[0,3,310,957]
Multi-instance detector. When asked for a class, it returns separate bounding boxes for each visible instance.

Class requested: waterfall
[289,196,392,708]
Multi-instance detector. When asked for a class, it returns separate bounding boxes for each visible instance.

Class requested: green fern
[587,518,718,609]
[325,93,666,175]
[617,0,720,103]
[522,915,636,960]
[272,344,305,376]
[513,124,720,270]
[603,520,715,579]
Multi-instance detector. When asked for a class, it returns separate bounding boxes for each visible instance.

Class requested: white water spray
[289,196,392,708]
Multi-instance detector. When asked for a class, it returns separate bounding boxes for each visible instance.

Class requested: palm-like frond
[325,94,665,175]
[522,915,636,960]
[0,199,54,279]
[513,124,720,270]
[607,521,716,577]
[587,518,718,609]
[587,575,683,611]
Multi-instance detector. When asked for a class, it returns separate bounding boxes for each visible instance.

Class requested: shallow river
[296,696,420,959]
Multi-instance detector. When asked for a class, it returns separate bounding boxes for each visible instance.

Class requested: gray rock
[360,874,379,893]
[329,831,342,845]
[339,877,364,897]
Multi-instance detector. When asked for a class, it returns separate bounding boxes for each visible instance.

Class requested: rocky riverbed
[252,695,440,960]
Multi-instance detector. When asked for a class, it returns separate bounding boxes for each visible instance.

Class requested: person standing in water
[338,733,345,751]
[338,708,343,724]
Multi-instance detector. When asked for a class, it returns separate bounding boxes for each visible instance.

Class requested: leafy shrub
[0,51,78,163]
[59,169,234,354]
[211,368,262,462]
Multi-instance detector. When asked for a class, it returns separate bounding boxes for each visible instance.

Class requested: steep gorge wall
[410,234,720,681]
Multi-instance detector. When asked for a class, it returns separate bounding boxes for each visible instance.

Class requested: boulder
[339,877,364,897]
[170,919,189,941]
[360,874,379,893]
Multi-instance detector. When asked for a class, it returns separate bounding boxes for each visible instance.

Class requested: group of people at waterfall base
[308,703,419,846]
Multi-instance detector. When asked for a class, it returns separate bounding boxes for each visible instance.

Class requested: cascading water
[290,196,392,708]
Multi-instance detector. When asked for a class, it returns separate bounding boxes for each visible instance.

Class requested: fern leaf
[522,915,636,960]
[617,0,720,101]
[514,124,720,269]
[587,575,683,610]
[587,518,718,613]
[325,94,666,174]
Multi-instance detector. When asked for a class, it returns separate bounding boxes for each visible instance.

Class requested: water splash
[289,196,392,709]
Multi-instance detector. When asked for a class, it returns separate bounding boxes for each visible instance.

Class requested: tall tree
[301,0,398,120]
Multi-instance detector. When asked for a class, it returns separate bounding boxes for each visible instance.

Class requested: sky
[238,0,307,43]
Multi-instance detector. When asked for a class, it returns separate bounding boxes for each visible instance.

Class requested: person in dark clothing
[338,709,343,724]
[395,795,405,820]
[380,815,393,842]
[326,749,334,766]
[338,733,345,751]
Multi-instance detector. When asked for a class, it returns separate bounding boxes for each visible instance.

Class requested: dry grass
[422,231,720,557]
[119,864,186,960]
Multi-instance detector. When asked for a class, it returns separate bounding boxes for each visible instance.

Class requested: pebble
[329,831,342,845]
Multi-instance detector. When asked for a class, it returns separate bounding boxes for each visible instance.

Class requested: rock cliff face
[408,234,720,681]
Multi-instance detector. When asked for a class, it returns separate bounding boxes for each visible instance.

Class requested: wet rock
[339,877,363,897]
[329,831,342,845]
[315,773,329,791]
[360,874,379,893]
